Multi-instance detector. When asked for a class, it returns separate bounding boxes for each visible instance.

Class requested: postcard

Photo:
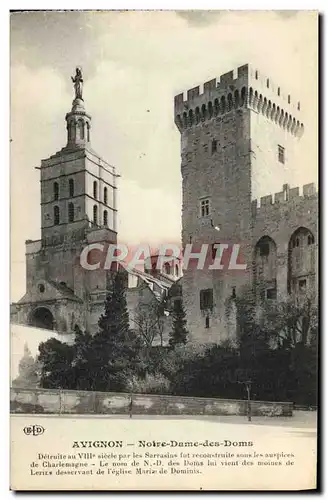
[10,10,318,491]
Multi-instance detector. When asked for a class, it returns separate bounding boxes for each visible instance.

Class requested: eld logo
[23,425,45,436]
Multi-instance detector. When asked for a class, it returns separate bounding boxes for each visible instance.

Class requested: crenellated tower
[174,63,315,344]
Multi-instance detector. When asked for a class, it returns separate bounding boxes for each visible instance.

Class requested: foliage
[12,344,41,388]
[38,338,75,389]
[168,299,189,348]
[37,279,318,406]
[132,296,167,347]
[38,272,142,392]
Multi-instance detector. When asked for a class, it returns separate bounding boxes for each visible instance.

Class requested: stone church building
[11,69,179,337]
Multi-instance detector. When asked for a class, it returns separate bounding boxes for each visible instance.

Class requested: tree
[12,344,41,388]
[168,299,188,348]
[37,272,142,392]
[87,271,142,391]
[38,338,75,389]
[132,297,167,347]
[262,293,318,350]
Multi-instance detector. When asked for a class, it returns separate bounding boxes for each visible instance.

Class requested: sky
[10,10,318,301]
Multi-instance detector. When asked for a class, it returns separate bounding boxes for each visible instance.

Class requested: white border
[2,3,325,498]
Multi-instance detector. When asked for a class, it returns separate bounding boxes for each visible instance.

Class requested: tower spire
[65,67,91,148]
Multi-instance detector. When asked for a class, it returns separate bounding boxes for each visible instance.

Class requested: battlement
[174,64,304,137]
[252,183,317,216]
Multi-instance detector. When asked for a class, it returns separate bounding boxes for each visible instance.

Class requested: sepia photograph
[9,9,318,491]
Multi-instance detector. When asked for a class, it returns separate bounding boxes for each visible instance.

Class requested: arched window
[308,235,315,245]
[93,181,98,200]
[288,227,316,296]
[103,210,108,227]
[54,182,59,201]
[214,99,219,116]
[93,205,98,225]
[195,107,201,124]
[104,186,108,205]
[69,179,74,197]
[68,202,74,223]
[220,96,226,114]
[254,236,277,300]
[201,104,206,120]
[54,205,60,225]
[175,264,179,276]
[241,86,246,106]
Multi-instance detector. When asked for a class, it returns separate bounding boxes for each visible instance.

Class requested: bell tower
[40,67,118,243]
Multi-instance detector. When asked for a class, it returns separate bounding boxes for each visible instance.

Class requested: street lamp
[238,380,252,422]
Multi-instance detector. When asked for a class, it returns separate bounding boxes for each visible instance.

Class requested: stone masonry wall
[10,388,293,417]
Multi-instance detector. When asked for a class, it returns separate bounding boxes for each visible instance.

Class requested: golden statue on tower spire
[71,67,83,101]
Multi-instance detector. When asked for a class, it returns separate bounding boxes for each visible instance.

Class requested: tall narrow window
[104,186,108,205]
[266,78,270,88]
[78,120,84,140]
[68,202,74,223]
[93,181,98,200]
[211,139,217,154]
[69,179,74,197]
[200,289,213,311]
[54,205,60,225]
[164,263,171,275]
[200,198,210,217]
[103,210,108,227]
[93,205,98,225]
[277,87,281,96]
[205,316,210,329]
[255,70,258,80]
[54,182,59,201]
[278,145,285,164]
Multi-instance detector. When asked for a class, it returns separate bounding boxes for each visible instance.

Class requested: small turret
[65,67,91,148]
